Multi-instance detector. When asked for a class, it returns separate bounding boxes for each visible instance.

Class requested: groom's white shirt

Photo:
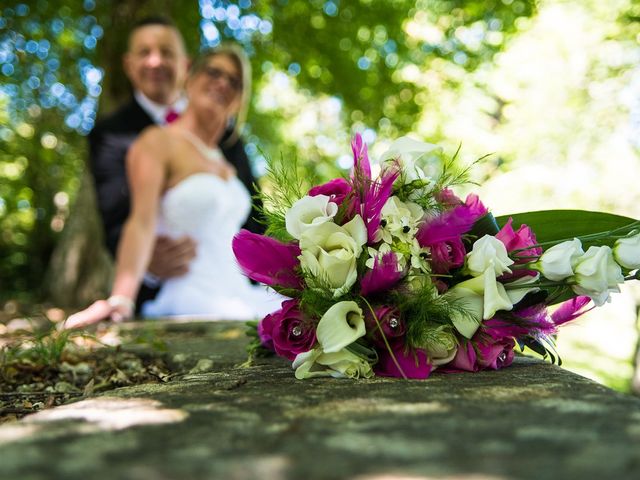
[134,90,188,125]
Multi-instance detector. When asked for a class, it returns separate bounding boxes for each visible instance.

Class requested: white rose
[285,195,338,240]
[299,215,367,296]
[572,246,624,306]
[466,235,514,277]
[534,239,584,281]
[293,347,374,379]
[613,233,640,270]
[316,301,366,353]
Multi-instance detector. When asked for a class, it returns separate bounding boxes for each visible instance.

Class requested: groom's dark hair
[127,15,185,51]
[131,15,176,30]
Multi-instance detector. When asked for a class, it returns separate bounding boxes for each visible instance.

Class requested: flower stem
[511,220,640,255]
[359,296,408,380]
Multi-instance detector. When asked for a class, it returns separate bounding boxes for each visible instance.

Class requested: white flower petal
[316,301,365,353]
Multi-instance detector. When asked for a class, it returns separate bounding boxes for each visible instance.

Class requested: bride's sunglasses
[201,66,242,92]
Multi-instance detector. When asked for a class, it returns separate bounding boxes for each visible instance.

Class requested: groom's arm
[222,135,265,235]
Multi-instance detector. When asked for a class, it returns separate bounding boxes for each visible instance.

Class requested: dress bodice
[141,170,281,320]
[158,173,250,242]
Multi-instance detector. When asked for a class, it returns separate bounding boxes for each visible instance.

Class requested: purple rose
[443,338,515,372]
[364,305,405,347]
[429,239,467,274]
[375,344,434,379]
[259,299,316,361]
[257,314,275,350]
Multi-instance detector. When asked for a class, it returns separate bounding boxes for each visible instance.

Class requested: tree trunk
[44,170,112,308]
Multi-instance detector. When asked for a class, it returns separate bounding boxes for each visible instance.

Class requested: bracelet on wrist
[107,295,135,314]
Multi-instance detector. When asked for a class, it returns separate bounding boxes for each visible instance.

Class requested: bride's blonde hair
[189,43,252,146]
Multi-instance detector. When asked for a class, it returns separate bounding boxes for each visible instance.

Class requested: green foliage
[0,327,84,380]
[259,154,307,241]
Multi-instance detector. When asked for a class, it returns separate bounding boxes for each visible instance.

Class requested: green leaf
[495,210,639,246]
[470,212,500,237]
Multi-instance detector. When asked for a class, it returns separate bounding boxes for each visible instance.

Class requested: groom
[89,16,261,312]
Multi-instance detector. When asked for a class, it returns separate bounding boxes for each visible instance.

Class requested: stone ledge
[0,320,639,480]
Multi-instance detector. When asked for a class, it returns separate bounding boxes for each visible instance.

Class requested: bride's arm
[64,130,168,328]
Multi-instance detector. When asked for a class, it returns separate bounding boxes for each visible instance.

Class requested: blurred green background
[1,0,639,391]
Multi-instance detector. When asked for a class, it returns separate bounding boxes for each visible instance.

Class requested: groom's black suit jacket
[88,98,262,311]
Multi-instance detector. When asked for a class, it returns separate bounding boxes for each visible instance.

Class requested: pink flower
[443,338,515,372]
[417,194,488,273]
[308,178,352,207]
[496,218,542,278]
[375,344,434,379]
[232,230,303,289]
[259,299,316,361]
[434,187,462,207]
[364,305,405,348]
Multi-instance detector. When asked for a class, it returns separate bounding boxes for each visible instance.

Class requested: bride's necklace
[175,128,225,164]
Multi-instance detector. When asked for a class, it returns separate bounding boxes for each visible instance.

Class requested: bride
[65,46,281,329]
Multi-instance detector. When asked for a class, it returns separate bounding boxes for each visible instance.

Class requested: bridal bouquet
[232,134,640,379]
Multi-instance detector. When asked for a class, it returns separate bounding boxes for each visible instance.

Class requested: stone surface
[1,321,640,480]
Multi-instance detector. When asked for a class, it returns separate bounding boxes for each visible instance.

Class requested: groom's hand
[148,235,197,279]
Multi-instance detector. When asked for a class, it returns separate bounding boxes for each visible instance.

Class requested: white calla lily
[379,136,442,166]
[448,267,514,338]
[316,301,365,353]
[293,347,374,379]
[447,285,484,339]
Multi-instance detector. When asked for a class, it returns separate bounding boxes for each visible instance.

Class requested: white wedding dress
[141,135,282,320]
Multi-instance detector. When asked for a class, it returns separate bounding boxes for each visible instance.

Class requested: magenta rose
[429,239,467,274]
[443,338,515,373]
[257,314,275,351]
[364,305,405,347]
[375,344,434,379]
[258,299,316,361]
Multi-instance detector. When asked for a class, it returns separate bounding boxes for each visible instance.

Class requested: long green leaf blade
[495,210,639,246]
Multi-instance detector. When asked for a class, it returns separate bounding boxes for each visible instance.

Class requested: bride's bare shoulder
[129,126,177,159]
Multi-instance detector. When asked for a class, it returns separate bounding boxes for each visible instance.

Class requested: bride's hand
[62,296,134,330]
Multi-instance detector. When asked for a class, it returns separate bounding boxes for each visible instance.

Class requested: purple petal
[351,133,371,179]
[360,168,400,242]
[417,194,488,246]
[551,296,593,326]
[360,251,404,296]
[232,230,303,289]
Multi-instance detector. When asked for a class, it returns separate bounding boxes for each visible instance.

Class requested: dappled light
[24,397,188,429]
